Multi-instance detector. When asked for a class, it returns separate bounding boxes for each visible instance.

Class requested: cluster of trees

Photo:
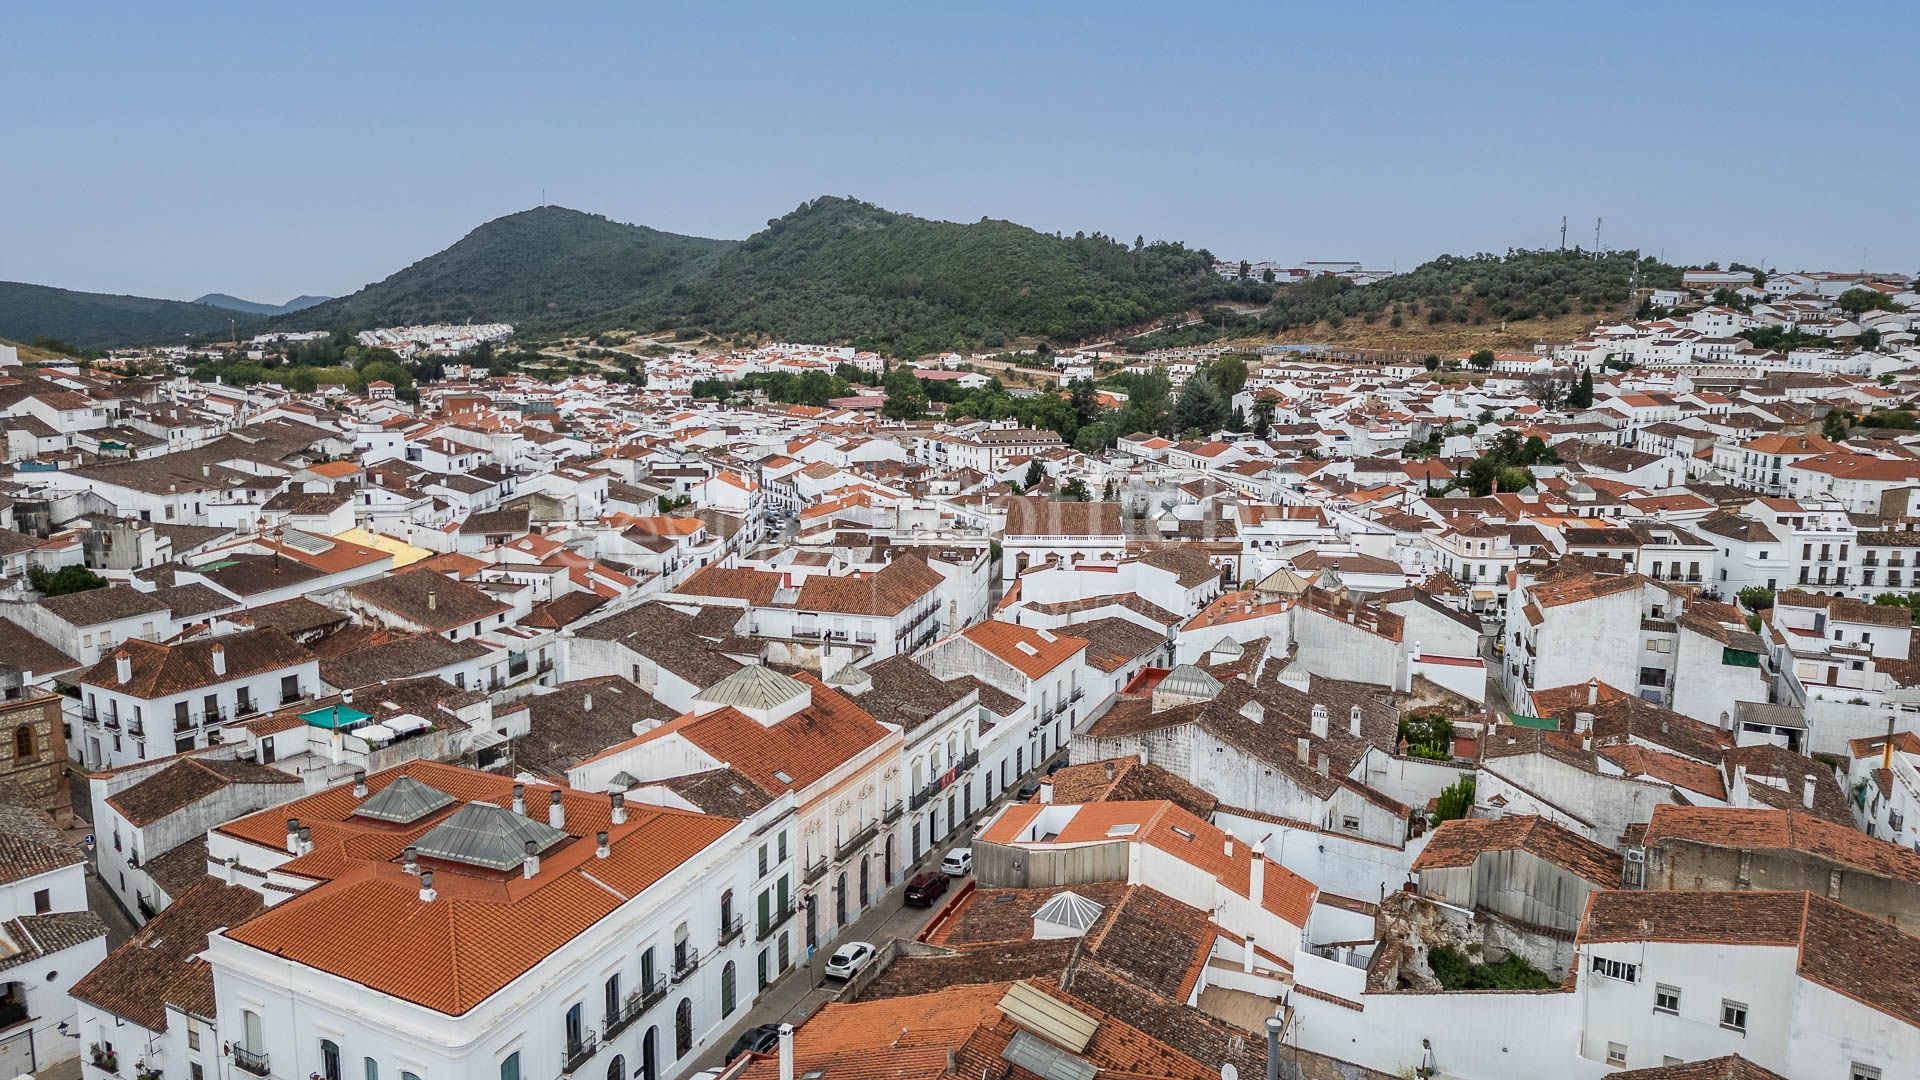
[1873,593,1920,624]
[1838,287,1901,315]
[1460,430,1556,496]
[1433,775,1475,823]
[29,564,106,597]
[1259,249,1679,332]
[194,341,420,400]
[1120,307,1263,353]
[691,365,865,408]
[1398,713,1454,761]
[1739,325,1841,352]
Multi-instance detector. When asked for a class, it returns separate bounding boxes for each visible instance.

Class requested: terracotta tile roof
[796,554,942,616]
[217,761,739,1015]
[1413,814,1621,886]
[106,757,300,827]
[1045,758,1218,819]
[0,802,84,885]
[347,572,509,633]
[1643,805,1920,882]
[70,878,264,1030]
[1614,1056,1787,1080]
[674,563,783,606]
[978,800,1316,927]
[77,627,311,698]
[962,621,1088,680]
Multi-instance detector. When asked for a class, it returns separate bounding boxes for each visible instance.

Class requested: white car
[940,848,972,876]
[824,941,876,980]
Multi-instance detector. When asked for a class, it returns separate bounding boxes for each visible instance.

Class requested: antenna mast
[1560,216,1567,250]
[1594,218,1603,252]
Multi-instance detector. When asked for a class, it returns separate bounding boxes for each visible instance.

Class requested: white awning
[385,714,431,735]
[356,723,396,743]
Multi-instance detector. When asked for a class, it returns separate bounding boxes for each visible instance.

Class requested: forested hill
[290,206,735,333]
[0,281,257,349]
[1259,249,1683,333]
[624,196,1263,355]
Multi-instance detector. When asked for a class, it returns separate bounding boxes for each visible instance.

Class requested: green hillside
[1259,248,1682,333]
[292,206,734,333]
[626,196,1260,355]
[0,281,256,349]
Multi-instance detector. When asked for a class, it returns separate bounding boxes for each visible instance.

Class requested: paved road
[682,768,1046,1074]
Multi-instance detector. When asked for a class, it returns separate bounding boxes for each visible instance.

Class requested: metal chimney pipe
[512,783,526,816]
[548,789,566,830]
[419,870,436,902]
[523,839,541,879]
[1264,1017,1282,1080]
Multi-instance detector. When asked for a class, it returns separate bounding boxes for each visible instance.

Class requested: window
[1720,999,1747,1033]
[777,830,788,862]
[12,726,32,760]
[1340,816,1360,831]
[501,1052,522,1080]
[721,960,737,1015]
[1654,984,1679,1014]
[674,999,693,1059]
[32,889,49,915]
[1853,1064,1882,1080]
[320,1040,342,1080]
[757,844,768,876]
[366,1060,379,1080]
[1606,1043,1627,1067]
[1591,956,1638,982]
[604,973,622,1023]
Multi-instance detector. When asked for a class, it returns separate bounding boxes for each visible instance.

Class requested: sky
[5,1,1917,303]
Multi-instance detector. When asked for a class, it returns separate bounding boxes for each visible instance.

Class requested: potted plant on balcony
[88,1042,119,1072]
[136,1062,163,1080]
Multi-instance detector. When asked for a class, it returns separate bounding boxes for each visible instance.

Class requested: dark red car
[904,870,949,907]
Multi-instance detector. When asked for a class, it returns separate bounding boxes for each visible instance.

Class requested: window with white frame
[1654,984,1680,1013]
[1852,1063,1881,1080]
[1591,956,1638,982]
[1605,1043,1626,1066]
[1720,999,1747,1033]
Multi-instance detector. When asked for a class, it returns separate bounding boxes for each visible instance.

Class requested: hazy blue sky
[5,1,1915,303]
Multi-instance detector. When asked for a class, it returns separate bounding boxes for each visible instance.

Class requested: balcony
[233,1047,271,1076]
[802,858,828,884]
[758,902,797,941]
[670,953,699,984]
[561,1031,599,1075]
[80,705,99,725]
[103,713,122,731]
[604,985,652,1040]
[0,1001,26,1030]
[718,912,745,946]
[836,820,880,860]
[279,690,304,706]
[639,973,669,1011]
[882,799,903,823]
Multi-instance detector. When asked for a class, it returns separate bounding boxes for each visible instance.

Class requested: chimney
[582,693,593,713]
[610,791,627,825]
[1103,761,1116,782]
[1411,639,1422,662]
[1038,779,1053,804]
[298,826,312,855]
[1886,715,1899,773]
[1296,737,1311,766]
[419,870,437,903]
[1265,1018,1283,1080]
[1802,773,1816,810]
[1243,932,1256,973]
[403,846,419,875]
[427,589,438,613]
[778,1024,795,1080]
[1316,752,1329,777]
[211,643,226,677]
[1349,705,1363,738]
[548,789,566,830]
[115,651,132,685]
[1574,711,1594,734]
[1249,847,1266,910]
[511,783,526,816]
[596,830,611,859]
[1310,703,1329,739]
[285,817,301,855]
[1224,837,1234,858]
[523,839,541,879]
[352,770,368,798]
[1587,678,1599,706]
[1733,763,1748,795]
[222,855,237,885]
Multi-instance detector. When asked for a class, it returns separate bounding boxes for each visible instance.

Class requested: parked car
[724,1025,781,1064]
[824,941,876,980]
[1046,755,1070,775]
[940,847,973,876]
[1016,779,1041,800]
[904,870,949,906]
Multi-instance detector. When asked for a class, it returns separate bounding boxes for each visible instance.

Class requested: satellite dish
[1221,1066,1239,1080]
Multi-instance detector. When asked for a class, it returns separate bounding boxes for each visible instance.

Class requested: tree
[1823,410,1852,440]
[1250,397,1274,440]
[1261,268,1275,284]
[1068,378,1102,431]
[1059,478,1090,501]
[1424,355,1440,372]
[1237,260,1251,281]
[1172,373,1226,435]
[1205,354,1250,398]
[1567,368,1594,409]
[1469,349,1496,371]
[1433,776,1475,823]
[1025,459,1045,490]
[880,366,928,421]
[285,367,318,394]
[1102,478,1118,502]
[1857,329,1883,350]
[1522,370,1573,410]
[1838,287,1899,315]
[1736,586,1775,612]
[28,564,107,597]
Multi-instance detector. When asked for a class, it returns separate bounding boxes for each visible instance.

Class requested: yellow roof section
[333,528,431,568]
